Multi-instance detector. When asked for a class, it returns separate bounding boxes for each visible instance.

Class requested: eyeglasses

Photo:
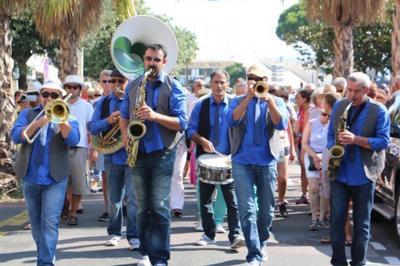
[101,80,112,84]
[321,112,330,117]
[110,79,125,84]
[144,56,162,63]
[41,91,60,99]
[247,76,264,82]
[65,85,80,90]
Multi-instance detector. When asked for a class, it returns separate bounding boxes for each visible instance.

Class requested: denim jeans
[107,164,137,240]
[22,178,68,266]
[199,181,240,243]
[131,148,176,265]
[232,163,277,263]
[330,180,375,266]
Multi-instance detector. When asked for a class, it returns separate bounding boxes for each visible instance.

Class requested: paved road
[0,163,399,266]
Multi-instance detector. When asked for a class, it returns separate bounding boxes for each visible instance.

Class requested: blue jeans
[107,164,137,240]
[330,180,375,266]
[232,163,277,263]
[131,148,176,265]
[22,178,68,266]
[199,181,240,243]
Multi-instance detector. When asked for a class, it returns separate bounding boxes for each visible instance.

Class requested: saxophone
[328,102,351,180]
[126,69,153,167]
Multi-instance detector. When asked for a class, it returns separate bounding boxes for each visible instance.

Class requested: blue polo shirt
[88,93,127,165]
[120,72,187,153]
[11,106,80,185]
[227,96,288,166]
[327,98,390,185]
[187,95,230,155]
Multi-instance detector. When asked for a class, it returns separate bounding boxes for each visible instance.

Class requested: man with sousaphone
[11,80,80,265]
[88,70,140,250]
[187,69,245,249]
[227,63,288,266]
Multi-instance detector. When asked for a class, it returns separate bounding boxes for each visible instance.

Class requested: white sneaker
[216,224,226,233]
[137,255,151,266]
[194,234,216,246]
[106,235,121,246]
[261,246,269,262]
[194,222,203,232]
[230,235,245,250]
[128,238,140,250]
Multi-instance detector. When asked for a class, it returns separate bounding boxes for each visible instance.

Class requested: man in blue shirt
[119,43,187,266]
[88,70,139,251]
[227,63,288,266]
[187,70,244,249]
[327,72,390,266]
[12,80,80,266]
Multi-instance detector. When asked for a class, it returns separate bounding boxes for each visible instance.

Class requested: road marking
[384,256,400,265]
[370,241,387,251]
[0,211,28,236]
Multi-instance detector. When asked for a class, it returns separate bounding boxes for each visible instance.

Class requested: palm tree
[306,0,386,78]
[0,0,26,179]
[393,0,400,76]
[33,0,135,80]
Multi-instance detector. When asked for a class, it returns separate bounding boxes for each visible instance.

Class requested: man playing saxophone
[120,43,187,266]
[88,70,140,250]
[11,80,80,266]
[327,72,390,266]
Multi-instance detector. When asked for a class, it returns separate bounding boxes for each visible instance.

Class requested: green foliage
[276,2,393,76]
[224,63,246,87]
[11,8,59,87]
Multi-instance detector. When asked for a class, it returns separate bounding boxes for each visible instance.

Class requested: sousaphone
[91,15,178,154]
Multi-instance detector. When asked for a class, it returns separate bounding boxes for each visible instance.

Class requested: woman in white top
[301,109,330,230]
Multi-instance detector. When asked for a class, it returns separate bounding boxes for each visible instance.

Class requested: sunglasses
[101,80,112,84]
[321,112,330,117]
[65,85,80,90]
[41,91,60,99]
[144,56,162,63]
[247,76,264,82]
[110,79,125,84]
[94,94,101,97]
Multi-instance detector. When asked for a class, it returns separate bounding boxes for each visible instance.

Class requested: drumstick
[213,149,228,158]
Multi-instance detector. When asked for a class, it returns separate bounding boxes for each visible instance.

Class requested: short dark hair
[146,43,167,58]
[110,69,124,78]
[324,93,339,109]
[297,89,311,103]
[210,69,230,83]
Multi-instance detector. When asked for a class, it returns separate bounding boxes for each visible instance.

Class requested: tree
[11,8,58,89]
[277,2,392,77]
[393,0,400,76]
[0,0,26,179]
[306,0,386,77]
[224,63,246,87]
[32,0,134,80]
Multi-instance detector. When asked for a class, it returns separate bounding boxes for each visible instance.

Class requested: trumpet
[22,94,72,144]
[254,81,269,98]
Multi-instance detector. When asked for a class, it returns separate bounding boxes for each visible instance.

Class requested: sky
[144,0,300,63]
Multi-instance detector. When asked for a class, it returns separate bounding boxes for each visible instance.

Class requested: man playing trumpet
[88,70,140,250]
[11,80,80,266]
[227,63,288,266]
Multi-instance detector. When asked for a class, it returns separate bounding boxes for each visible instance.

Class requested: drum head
[197,153,231,170]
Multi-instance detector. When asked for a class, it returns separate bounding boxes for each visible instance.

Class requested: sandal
[320,236,331,244]
[345,240,353,246]
[68,216,78,226]
[61,210,69,221]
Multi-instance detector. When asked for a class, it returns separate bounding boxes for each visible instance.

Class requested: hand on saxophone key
[339,130,355,145]
[137,105,158,121]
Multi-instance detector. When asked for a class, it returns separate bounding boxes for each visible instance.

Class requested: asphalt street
[0,163,399,266]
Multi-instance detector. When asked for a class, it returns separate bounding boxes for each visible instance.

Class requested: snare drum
[197,153,233,185]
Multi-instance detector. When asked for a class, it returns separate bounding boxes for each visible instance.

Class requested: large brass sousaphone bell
[91,16,178,155]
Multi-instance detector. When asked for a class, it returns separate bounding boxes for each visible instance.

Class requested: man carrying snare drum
[227,63,288,266]
[187,69,245,249]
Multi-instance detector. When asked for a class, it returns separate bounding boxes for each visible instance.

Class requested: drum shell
[196,154,233,185]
